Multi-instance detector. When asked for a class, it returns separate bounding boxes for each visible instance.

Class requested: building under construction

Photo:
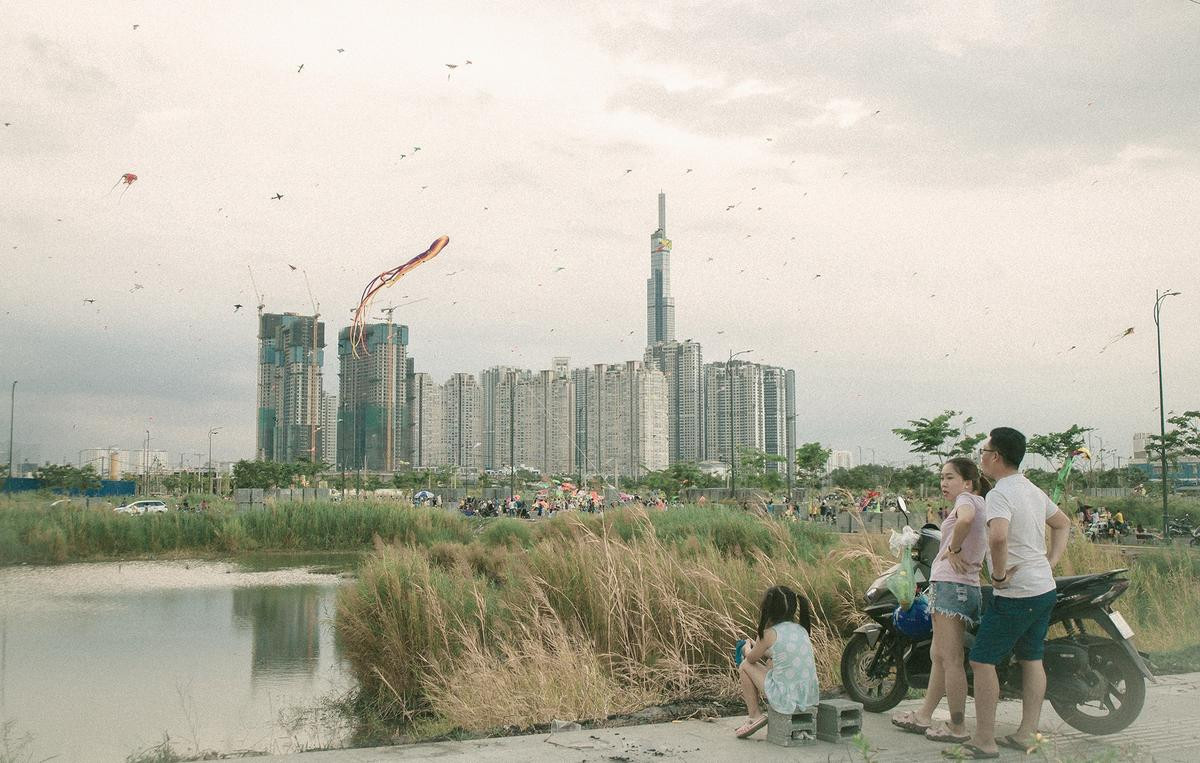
[335,321,408,472]
[256,312,327,464]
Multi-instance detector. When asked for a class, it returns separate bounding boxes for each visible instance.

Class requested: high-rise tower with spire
[644,192,705,464]
[646,191,675,345]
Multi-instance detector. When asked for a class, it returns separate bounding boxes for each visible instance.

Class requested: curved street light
[1154,289,1181,538]
[7,381,15,478]
[208,427,222,495]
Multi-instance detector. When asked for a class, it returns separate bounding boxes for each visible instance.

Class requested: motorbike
[839,524,1153,735]
[1085,517,1130,543]
[1166,516,1199,546]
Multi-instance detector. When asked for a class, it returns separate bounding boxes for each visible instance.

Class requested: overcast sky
[2,0,1197,469]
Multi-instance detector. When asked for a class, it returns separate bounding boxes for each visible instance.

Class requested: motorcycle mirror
[896,496,908,515]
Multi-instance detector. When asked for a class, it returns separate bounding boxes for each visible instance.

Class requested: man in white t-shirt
[959,427,1071,759]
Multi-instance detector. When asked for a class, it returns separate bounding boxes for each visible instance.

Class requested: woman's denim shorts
[929,581,982,626]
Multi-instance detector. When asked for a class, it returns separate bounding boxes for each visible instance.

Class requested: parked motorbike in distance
[1084,516,1131,543]
[1165,515,1200,546]
[839,524,1153,735]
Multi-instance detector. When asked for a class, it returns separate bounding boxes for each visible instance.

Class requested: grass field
[5,492,1197,742]
[334,504,1200,741]
[0,494,473,564]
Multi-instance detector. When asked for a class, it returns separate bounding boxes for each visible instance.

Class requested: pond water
[0,557,360,761]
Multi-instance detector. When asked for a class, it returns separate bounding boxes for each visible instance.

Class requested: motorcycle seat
[1054,570,1126,591]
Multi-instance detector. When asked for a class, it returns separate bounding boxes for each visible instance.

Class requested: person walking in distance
[951,428,1072,759]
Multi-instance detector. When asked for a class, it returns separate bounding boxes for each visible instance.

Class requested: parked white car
[114,500,169,515]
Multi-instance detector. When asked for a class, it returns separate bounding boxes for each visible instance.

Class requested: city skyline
[3,2,1197,468]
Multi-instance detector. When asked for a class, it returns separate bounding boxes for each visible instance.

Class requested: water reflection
[0,560,352,762]
[233,586,321,678]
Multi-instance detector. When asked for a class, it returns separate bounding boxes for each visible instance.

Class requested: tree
[895,463,938,492]
[33,463,102,493]
[291,457,330,487]
[737,447,785,491]
[640,461,713,498]
[1026,425,1094,468]
[794,442,832,490]
[831,464,894,491]
[892,411,984,462]
[1146,411,1200,482]
[232,459,289,489]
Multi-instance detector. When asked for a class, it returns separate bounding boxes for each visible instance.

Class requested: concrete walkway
[266,672,1200,762]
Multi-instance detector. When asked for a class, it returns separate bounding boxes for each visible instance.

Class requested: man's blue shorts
[969,589,1057,664]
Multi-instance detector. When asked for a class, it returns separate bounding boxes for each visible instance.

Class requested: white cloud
[811,98,873,128]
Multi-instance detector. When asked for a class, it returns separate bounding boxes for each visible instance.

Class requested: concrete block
[837,512,855,533]
[766,706,816,747]
[817,699,862,743]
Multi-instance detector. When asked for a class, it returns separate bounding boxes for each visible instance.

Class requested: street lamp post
[1154,289,1181,538]
[785,413,797,503]
[7,381,15,478]
[726,349,753,498]
[509,373,516,502]
[208,427,222,496]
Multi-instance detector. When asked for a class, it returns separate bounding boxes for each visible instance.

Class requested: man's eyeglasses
[978,448,996,457]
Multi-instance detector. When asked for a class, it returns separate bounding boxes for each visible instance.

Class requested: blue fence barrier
[1,477,137,497]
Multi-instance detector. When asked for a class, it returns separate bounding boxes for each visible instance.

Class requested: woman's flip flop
[735,715,769,739]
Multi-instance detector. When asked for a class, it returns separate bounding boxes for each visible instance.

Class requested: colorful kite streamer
[350,235,448,357]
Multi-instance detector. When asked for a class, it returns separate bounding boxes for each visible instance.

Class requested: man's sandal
[891,710,931,734]
[941,743,999,759]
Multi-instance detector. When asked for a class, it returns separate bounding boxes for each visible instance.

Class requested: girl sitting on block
[735,585,820,738]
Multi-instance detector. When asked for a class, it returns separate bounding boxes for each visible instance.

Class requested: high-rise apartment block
[407,371,445,467]
[485,365,576,476]
[703,360,795,474]
[256,312,326,464]
[335,322,408,471]
[762,367,795,474]
[704,360,765,465]
[645,340,705,464]
[319,392,338,466]
[573,361,667,482]
[444,373,483,471]
[480,365,520,470]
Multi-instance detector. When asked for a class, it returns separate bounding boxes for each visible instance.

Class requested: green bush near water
[0,498,474,564]
[0,495,839,565]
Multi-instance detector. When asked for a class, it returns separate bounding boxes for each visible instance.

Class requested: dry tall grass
[337,506,882,735]
[335,506,1199,738]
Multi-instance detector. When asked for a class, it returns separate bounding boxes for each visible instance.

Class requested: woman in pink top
[892,457,990,745]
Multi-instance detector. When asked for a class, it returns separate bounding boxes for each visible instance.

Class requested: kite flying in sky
[109,173,137,199]
[1099,327,1134,353]
[350,235,449,357]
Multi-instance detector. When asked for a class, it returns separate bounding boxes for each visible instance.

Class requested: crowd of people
[454,492,665,518]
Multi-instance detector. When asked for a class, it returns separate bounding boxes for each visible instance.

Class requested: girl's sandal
[735,715,769,738]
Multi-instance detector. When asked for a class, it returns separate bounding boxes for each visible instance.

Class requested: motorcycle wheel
[840,631,908,712]
[1049,644,1146,735]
